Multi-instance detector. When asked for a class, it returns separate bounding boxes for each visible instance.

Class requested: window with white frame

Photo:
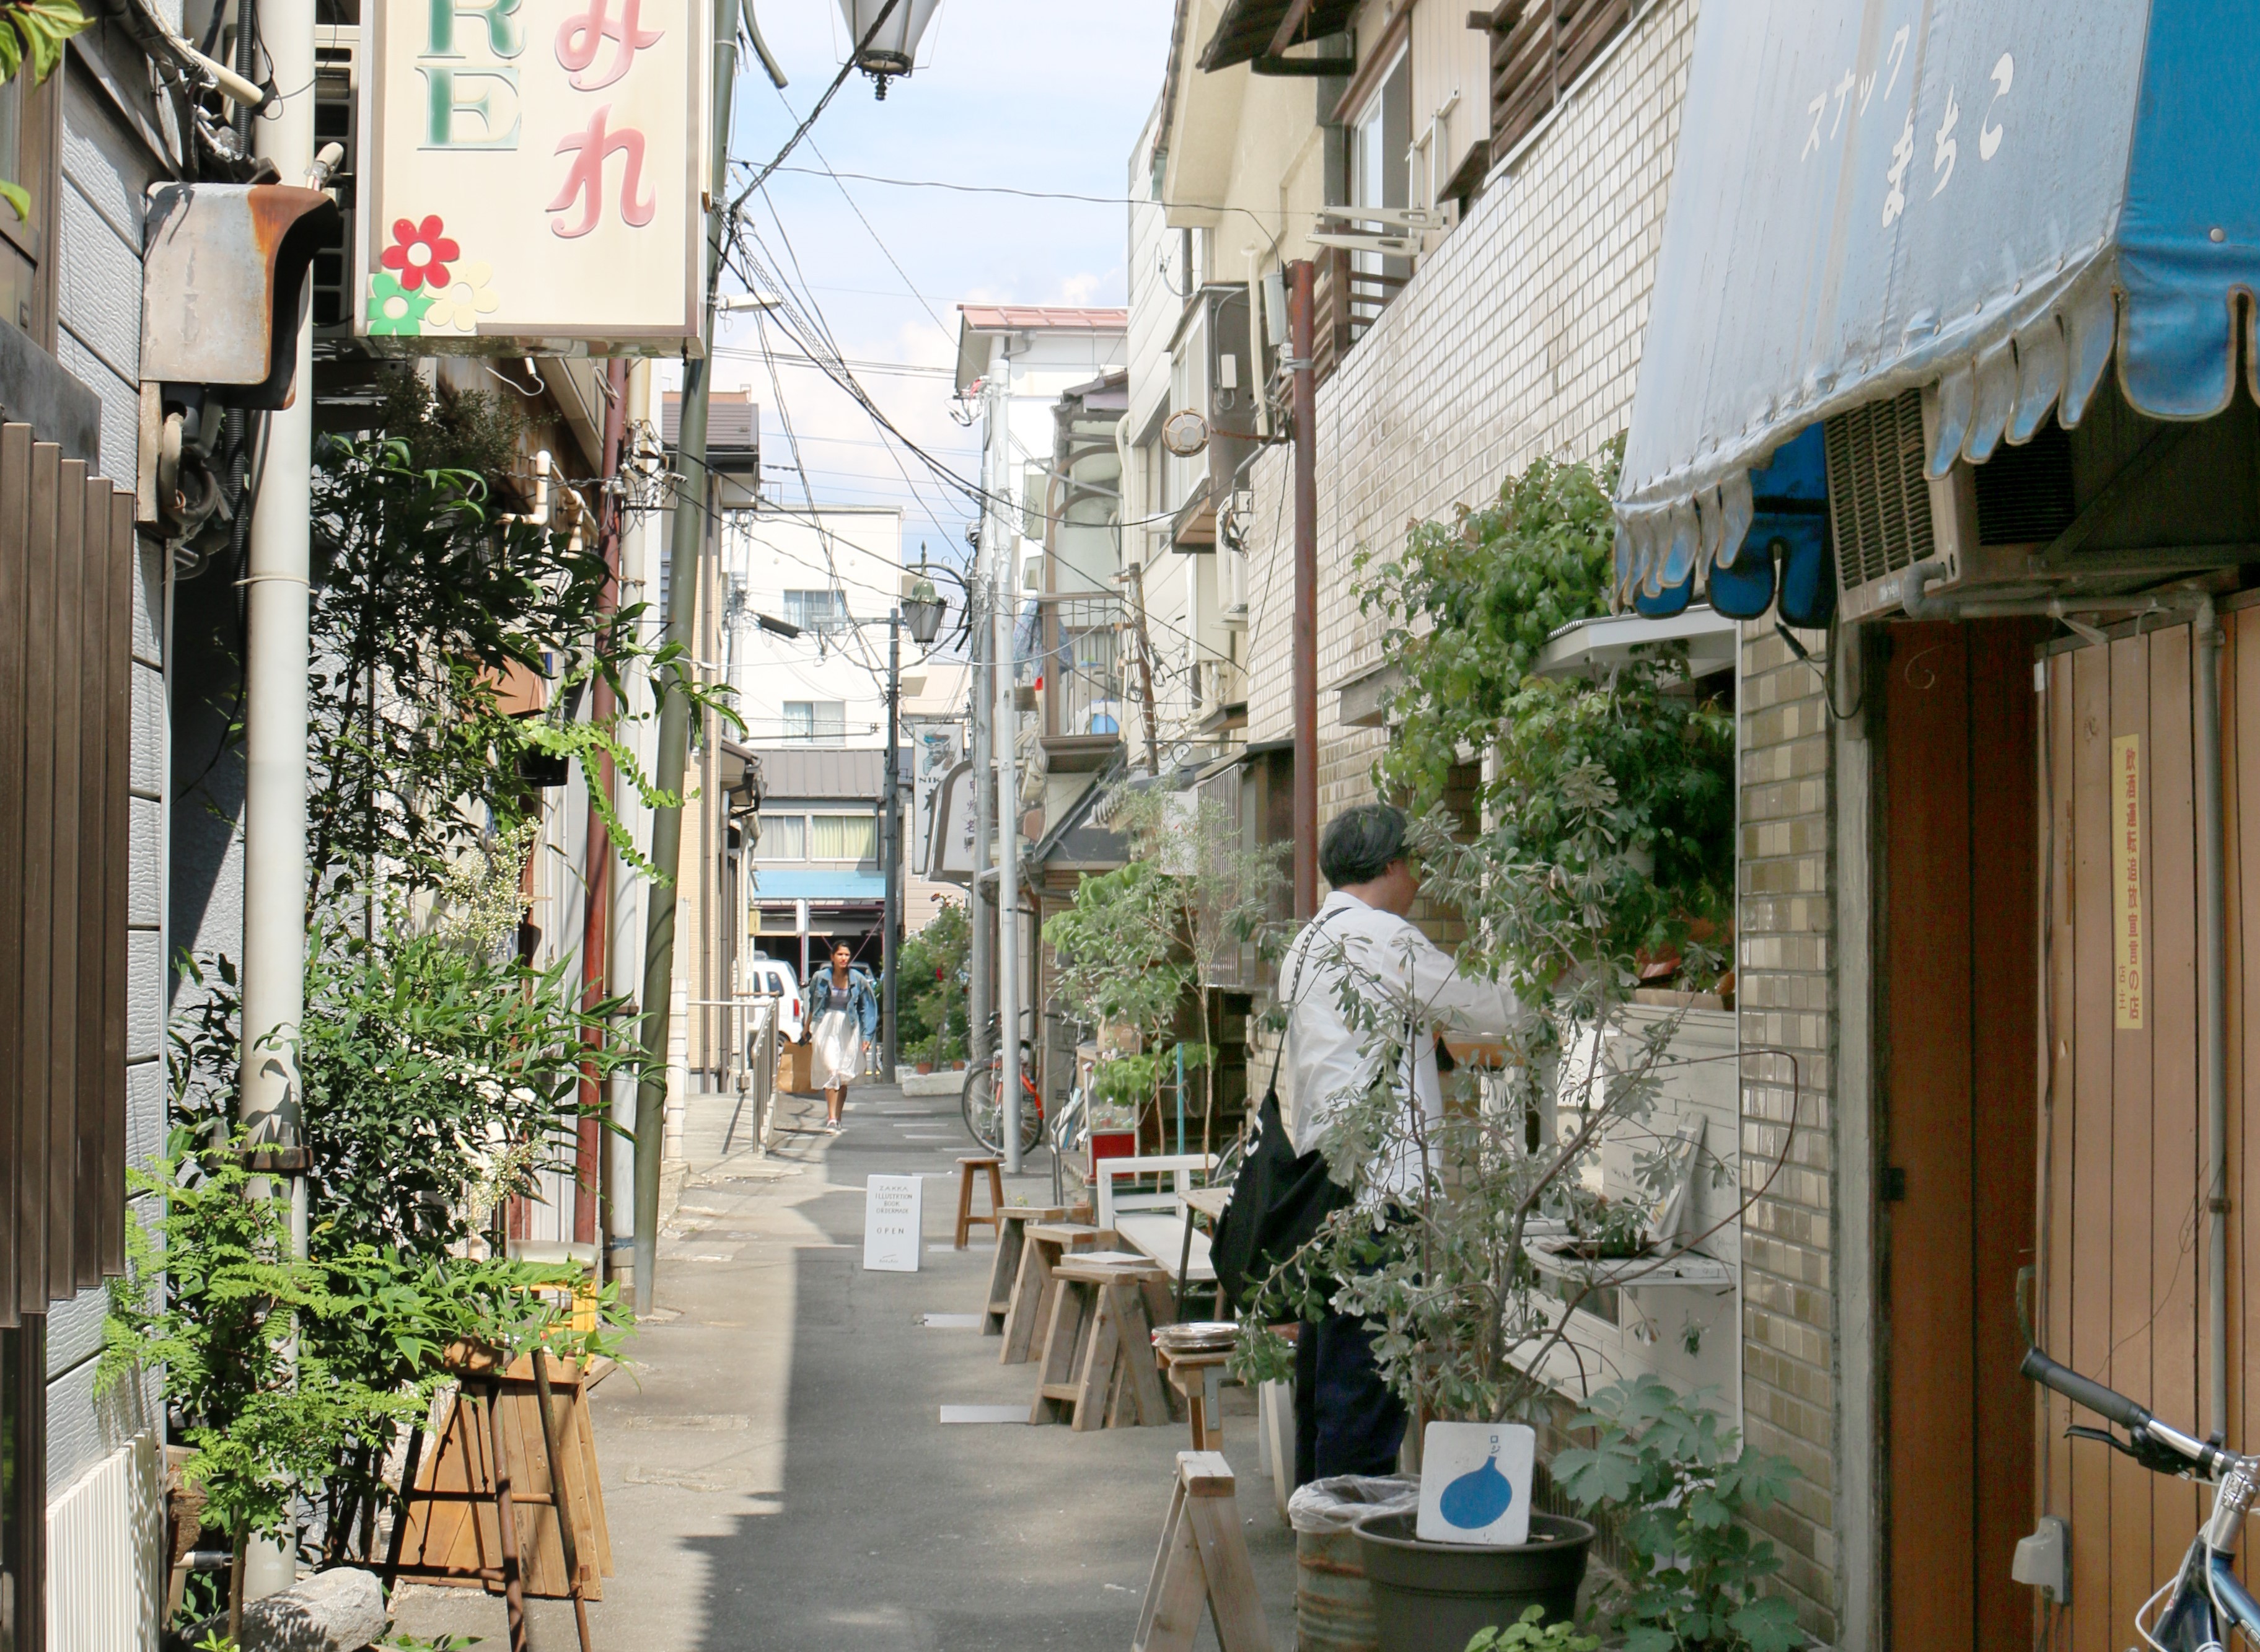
[809,813,876,861]
[781,701,847,744]
[757,813,806,860]
[781,589,848,632]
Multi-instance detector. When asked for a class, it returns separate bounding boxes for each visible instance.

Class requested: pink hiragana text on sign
[547,106,656,238]
[556,0,662,92]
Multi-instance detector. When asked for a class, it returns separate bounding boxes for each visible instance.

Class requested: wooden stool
[1000,1221,1097,1363]
[984,1205,1065,1335]
[1135,1452,1272,1652]
[953,1155,1005,1249]
[1029,1259,1170,1430]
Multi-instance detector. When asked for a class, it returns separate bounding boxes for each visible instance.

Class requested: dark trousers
[1293,1307,1407,1488]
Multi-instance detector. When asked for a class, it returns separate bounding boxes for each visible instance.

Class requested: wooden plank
[2041,648,2078,1652]
[42,457,82,1306]
[0,425,30,1326]
[71,476,109,1290]
[1882,623,1975,1648]
[98,491,131,1276]
[1133,1477,1202,1652]
[1967,621,2041,1652]
[2065,638,2114,1652]
[2104,634,2155,1645]
[1181,1476,1273,1651]
[2145,624,2202,1582]
[2230,609,2259,1509]
[1072,1284,1123,1431]
[16,441,56,1313]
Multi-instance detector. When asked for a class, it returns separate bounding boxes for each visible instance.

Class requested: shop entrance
[1879,619,2042,1650]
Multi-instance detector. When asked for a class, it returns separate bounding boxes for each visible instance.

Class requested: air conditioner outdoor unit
[1827,386,2075,622]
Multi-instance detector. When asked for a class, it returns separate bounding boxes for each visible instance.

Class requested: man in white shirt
[1276,804,1515,1483]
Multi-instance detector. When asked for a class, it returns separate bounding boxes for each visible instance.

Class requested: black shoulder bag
[1212,926,1353,1312]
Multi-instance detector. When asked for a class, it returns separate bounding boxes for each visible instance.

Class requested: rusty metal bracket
[139,183,341,411]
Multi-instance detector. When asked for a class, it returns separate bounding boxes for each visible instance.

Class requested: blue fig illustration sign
[1417,1422,1536,1547]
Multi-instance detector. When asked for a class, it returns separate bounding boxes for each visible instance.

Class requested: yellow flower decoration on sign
[424,261,500,335]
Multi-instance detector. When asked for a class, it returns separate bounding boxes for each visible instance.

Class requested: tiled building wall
[1736,623,1842,1642]
[1221,0,1854,1638]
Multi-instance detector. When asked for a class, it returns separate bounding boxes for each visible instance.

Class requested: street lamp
[837,0,941,98]
[903,576,946,646]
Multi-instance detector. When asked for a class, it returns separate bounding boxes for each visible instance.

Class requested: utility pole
[967,551,992,1064]
[989,370,1022,1172]
[1287,258,1319,921]
[881,609,902,1074]
[634,0,736,1317]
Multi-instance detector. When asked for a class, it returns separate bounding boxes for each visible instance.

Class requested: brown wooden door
[1882,620,2042,1651]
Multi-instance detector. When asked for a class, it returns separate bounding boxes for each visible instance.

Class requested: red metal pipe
[1288,259,1319,921]
[574,358,630,1246]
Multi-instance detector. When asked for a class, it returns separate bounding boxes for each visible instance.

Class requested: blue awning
[748,869,885,901]
[1615,0,2260,602]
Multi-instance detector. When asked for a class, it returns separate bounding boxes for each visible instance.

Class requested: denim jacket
[809,967,879,1040]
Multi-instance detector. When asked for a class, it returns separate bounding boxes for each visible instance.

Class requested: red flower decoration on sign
[382,216,460,292]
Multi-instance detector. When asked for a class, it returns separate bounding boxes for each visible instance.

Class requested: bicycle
[961,1040,1043,1156]
[2022,1345,2258,1648]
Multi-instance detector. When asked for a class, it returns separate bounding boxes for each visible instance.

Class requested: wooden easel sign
[864,1174,923,1271]
[1416,1421,1536,1545]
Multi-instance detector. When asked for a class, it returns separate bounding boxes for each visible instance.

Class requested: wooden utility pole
[1124,558,1162,774]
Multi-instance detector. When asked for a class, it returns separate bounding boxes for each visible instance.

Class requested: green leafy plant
[897,897,970,1066]
[1550,1376,1803,1652]
[0,0,86,221]
[1044,789,1282,1153]
[1466,1605,1602,1652]
[1353,440,1733,990]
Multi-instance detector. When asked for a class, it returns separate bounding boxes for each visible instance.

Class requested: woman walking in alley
[809,940,879,1133]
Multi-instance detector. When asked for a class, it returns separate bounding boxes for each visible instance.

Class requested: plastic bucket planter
[1351,1509,1595,1652]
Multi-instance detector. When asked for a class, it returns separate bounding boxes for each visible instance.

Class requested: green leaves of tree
[1551,1376,1803,1652]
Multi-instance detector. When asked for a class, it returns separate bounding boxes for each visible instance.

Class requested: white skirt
[812,1008,863,1090]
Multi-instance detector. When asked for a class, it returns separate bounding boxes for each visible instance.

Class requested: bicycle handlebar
[2021,1346,2152,1432]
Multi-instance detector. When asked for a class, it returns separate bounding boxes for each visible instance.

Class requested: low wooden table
[1030,1257,1172,1430]
[999,1221,1101,1364]
[983,1205,1066,1336]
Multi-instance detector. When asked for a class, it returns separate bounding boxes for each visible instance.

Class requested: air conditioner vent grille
[1973,418,2076,545]
[1825,389,1935,595]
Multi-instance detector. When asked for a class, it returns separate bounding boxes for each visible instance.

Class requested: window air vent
[1824,389,1936,597]
[1972,417,2075,545]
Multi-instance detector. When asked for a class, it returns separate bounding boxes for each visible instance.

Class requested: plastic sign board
[862,1174,923,1272]
[356,0,706,351]
[924,759,978,884]
[1416,1422,1535,1547]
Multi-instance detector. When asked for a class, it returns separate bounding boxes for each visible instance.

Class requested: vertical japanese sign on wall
[356,0,706,348]
[2111,732,2145,1029]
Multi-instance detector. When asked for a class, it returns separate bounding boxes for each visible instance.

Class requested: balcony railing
[1040,595,1128,771]
[1312,245,1410,386]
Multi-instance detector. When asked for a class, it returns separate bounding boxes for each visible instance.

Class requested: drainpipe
[633,0,736,1317]
[576,359,628,1250]
[1286,259,1318,921]
[1906,568,2228,1431]
[235,0,314,1606]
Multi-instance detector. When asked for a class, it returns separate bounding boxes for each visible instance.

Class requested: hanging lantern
[837,0,943,97]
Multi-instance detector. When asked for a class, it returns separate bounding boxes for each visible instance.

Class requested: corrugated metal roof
[956,305,1128,333]
[751,745,912,801]
[662,390,759,472]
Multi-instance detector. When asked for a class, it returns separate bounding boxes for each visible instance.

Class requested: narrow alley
[394,1086,1295,1652]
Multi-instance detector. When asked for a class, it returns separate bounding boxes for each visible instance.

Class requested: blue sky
[700,2,1175,564]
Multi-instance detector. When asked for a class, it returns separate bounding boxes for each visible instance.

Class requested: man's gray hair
[1320,803,1410,888]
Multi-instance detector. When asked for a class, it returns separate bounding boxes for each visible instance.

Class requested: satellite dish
[1161,410,1209,457]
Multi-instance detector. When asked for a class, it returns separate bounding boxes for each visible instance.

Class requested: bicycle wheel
[961,1060,1044,1156]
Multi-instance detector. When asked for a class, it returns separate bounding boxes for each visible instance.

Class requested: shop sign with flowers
[354,0,705,348]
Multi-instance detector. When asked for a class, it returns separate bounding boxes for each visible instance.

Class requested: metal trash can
[1288,1474,1418,1652]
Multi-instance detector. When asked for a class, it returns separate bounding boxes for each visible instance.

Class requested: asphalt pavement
[392,1078,1297,1651]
